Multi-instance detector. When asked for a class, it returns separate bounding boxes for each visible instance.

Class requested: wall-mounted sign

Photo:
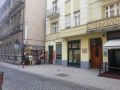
[103,48,108,57]
[82,48,87,53]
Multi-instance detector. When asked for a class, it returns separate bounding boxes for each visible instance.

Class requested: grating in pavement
[56,73,69,77]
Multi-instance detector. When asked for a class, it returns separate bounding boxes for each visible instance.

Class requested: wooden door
[90,38,102,69]
[91,47,102,68]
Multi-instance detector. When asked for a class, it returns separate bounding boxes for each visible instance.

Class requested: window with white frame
[52,0,58,12]
[51,22,58,33]
[65,14,71,28]
[105,3,120,18]
[74,11,80,26]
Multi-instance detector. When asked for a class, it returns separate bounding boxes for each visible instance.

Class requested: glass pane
[117,9,119,15]
[72,43,79,48]
[73,50,80,63]
[69,50,72,63]
[106,12,108,17]
[106,7,108,10]
[68,44,71,48]
[110,10,114,16]
[110,5,114,9]
[115,50,120,67]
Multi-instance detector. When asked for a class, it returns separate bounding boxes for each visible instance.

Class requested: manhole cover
[56,73,69,77]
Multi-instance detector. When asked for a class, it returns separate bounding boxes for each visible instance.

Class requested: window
[117,3,120,15]
[68,40,81,66]
[65,14,71,28]
[74,11,80,26]
[110,5,114,17]
[105,3,120,18]
[52,0,58,12]
[51,22,58,33]
[105,7,109,17]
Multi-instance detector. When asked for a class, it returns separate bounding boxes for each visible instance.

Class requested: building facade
[46,0,120,71]
[0,0,46,64]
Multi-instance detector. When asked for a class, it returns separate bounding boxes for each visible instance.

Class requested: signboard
[103,48,108,57]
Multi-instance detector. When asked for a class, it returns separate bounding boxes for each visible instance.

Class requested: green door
[56,43,62,65]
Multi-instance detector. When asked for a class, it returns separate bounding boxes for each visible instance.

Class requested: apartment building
[0,0,46,64]
[46,0,120,72]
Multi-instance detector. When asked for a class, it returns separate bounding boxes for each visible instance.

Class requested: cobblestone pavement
[0,65,103,90]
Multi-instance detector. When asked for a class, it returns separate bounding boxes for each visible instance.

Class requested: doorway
[90,38,102,69]
[109,49,120,72]
[56,43,62,65]
[68,40,80,67]
[48,46,53,64]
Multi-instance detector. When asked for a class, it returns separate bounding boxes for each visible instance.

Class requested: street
[0,65,102,90]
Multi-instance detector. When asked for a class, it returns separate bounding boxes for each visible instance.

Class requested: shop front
[104,31,120,73]
[68,40,81,67]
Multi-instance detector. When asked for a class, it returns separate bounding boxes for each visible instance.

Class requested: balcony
[47,8,60,19]
[87,16,120,32]
[60,25,87,38]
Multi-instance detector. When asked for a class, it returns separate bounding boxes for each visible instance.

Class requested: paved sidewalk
[0,61,120,90]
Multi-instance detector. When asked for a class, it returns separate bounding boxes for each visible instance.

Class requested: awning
[104,39,120,49]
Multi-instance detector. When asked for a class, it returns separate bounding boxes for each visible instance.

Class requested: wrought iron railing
[47,8,60,18]
[87,16,120,32]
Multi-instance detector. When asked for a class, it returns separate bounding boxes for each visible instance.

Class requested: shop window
[72,43,79,48]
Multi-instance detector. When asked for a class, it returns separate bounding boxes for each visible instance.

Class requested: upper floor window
[51,22,58,33]
[65,14,71,28]
[52,0,58,12]
[117,3,120,15]
[74,11,80,26]
[105,3,120,18]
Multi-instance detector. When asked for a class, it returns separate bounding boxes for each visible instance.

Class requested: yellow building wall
[62,40,67,60]
[62,32,107,62]
[65,1,71,15]
[47,17,59,34]
[73,0,80,12]
[89,0,103,21]
[89,0,120,21]
[102,34,108,62]
[81,37,89,61]
[60,25,87,38]
[45,32,108,67]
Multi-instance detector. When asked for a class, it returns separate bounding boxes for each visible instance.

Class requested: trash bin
[0,71,4,90]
